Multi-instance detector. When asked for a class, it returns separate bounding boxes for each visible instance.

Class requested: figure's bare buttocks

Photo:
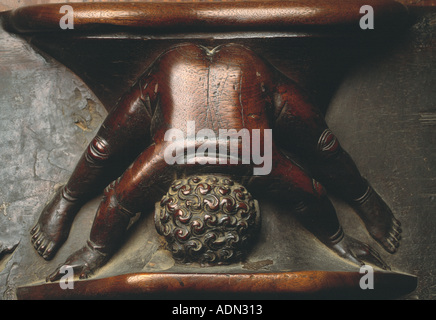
[150,44,274,142]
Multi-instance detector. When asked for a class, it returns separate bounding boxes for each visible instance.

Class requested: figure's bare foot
[328,229,390,270]
[351,185,402,254]
[30,186,82,260]
[47,240,108,282]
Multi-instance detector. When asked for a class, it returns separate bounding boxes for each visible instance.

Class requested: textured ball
[154,175,260,265]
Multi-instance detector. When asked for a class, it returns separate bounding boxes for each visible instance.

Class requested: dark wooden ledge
[2,0,409,34]
[16,270,417,299]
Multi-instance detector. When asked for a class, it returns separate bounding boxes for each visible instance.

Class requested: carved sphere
[154,175,260,265]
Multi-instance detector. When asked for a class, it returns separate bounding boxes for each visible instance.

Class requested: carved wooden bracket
[1,0,417,299]
[3,1,408,34]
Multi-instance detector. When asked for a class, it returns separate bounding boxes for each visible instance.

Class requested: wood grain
[16,270,418,299]
[0,0,434,13]
[2,0,408,34]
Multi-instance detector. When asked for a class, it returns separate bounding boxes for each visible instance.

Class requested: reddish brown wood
[3,0,408,34]
[16,271,417,299]
[27,43,401,282]
[4,1,410,296]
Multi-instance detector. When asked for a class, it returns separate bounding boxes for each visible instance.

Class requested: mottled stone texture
[326,10,436,299]
[0,28,105,299]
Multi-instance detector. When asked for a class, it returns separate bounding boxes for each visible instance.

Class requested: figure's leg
[31,81,156,260]
[273,78,401,253]
[47,144,170,281]
[249,146,389,270]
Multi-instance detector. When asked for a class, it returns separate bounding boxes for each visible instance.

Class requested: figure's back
[152,43,276,141]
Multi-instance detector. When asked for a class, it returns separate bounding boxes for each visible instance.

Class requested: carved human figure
[29,43,401,280]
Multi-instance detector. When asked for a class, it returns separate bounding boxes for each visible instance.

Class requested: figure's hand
[47,241,108,282]
[331,234,390,270]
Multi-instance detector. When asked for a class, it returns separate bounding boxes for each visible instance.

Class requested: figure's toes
[47,245,107,282]
[31,230,44,249]
[47,264,65,282]
[30,224,41,242]
[78,267,93,280]
[390,231,401,247]
[31,227,57,260]
[332,235,390,271]
[357,243,390,270]
[47,263,92,282]
[41,241,57,260]
[37,240,57,260]
[380,235,399,254]
[31,223,46,248]
[37,238,49,254]
[394,219,401,228]
[393,221,402,234]
[390,228,402,242]
[34,236,49,256]
[369,218,402,254]
[30,223,40,236]
[370,249,390,270]
[342,252,364,268]
[383,220,402,253]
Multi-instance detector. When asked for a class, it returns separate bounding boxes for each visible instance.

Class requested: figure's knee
[85,135,111,167]
[311,179,327,199]
[317,129,342,159]
[294,178,328,203]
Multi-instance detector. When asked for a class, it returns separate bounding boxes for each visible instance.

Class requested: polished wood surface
[1,0,421,299]
[1,0,434,14]
[16,270,417,299]
[3,0,408,34]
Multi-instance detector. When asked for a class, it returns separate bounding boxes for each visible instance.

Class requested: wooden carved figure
[26,43,402,281]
